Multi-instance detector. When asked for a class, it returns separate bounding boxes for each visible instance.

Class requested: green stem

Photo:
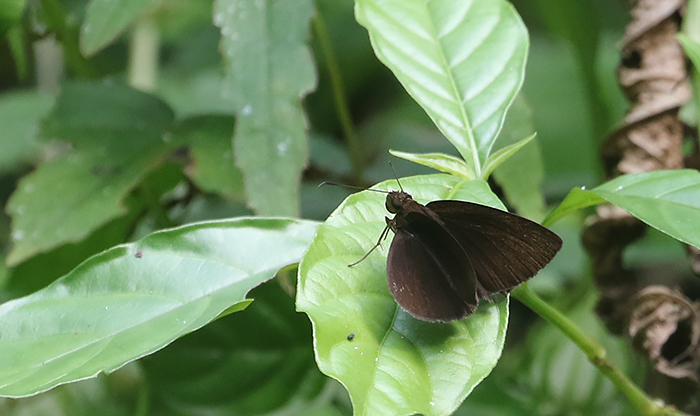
[128,17,159,91]
[311,5,364,183]
[512,283,689,416]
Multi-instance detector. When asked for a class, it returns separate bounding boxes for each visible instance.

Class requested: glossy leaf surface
[545,170,700,249]
[298,174,509,416]
[0,218,318,397]
[355,0,528,175]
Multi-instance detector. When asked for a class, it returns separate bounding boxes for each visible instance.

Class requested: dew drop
[12,230,24,241]
[241,104,252,115]
[277,142,288,155]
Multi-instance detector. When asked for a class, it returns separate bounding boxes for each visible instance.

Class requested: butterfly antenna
[318,181,389,194]
[388,161,403,191]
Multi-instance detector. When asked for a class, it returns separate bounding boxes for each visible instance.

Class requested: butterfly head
[385,191,413,214]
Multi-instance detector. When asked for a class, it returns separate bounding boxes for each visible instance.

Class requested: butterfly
[354,189,562,322]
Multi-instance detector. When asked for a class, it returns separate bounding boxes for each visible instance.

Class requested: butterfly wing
[387,212,479,322]
[426,201,562,294]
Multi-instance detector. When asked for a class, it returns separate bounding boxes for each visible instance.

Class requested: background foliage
[0,0,696,415]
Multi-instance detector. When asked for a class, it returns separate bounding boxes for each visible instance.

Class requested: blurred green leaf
[173,116,245,202]
[41,81,173,141]
[677,33,700,130]
[214,0,316,216]
[520,294,639,416]
[0,0,26,36]
[355,0,528,176]
[544,170,700,249]
[533,0,608,136]
[157,69,233,118]
[80,0,156,56]
[297,174,509,416]
[492,95,546,220]
[388,150,474,179]
[6,82,175,265]
[0,217,319,398]
[0,90,55,173]
[482,133,535,181]
[144,282,331,416]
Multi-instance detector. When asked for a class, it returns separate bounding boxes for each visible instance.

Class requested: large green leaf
[80,0,156,55]
[6,82,175,265]
[0,217,318,398]
[355,0,528,176]
[297,174,509,416]
[214,0,316,216]
[544,170,700,249]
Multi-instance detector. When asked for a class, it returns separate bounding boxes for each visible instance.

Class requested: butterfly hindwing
[425,201,562,294]
[387,212,478,322]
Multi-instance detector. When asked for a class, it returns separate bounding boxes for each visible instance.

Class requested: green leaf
[173,116,245,203]
[491,94,546,220]
[0,90,54,174]
[41,81,173,141]
[542,188,605,227]
[481,133,535,180]
[6,200,144,299]
[80,0,156,56]
[389,149,475,179]
[0,217,319,398]
[297,174,509,416]
[593,169,700,248]
[355,0,528,176]
[0,0,26,36]
[544,170,700,249]
[144,281,330,415]
[214,0,316,216]
[533,0,608,137]
[522,294,639,416]
[6,82,176,265]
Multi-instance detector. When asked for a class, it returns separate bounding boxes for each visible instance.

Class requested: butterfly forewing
[387,212,478,322]
[425,201,563,293]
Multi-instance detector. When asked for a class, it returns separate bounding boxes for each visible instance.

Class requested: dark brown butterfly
[354,189,562,322]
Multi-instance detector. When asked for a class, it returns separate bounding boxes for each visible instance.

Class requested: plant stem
[128,17,159,91]
[311,5,364,183]
[512,283,689,416]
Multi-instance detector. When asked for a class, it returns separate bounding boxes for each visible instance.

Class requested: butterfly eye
[386,196,401,213]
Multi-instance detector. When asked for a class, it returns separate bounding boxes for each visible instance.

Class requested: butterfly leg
[348,218,394,267]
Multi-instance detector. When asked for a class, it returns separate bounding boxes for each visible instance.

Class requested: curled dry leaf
[582,207,646,335]
[629,286,700,380]
[602,0,690,176]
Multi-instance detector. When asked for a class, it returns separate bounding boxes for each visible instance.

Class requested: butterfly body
[382,190,562,322]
